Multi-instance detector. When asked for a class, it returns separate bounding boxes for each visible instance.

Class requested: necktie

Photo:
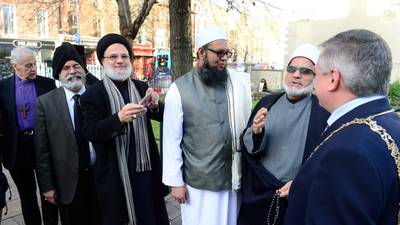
[73,94,90,168]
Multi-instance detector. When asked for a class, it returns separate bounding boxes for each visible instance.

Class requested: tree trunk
[116,0,156,42]
[169,0,193,80]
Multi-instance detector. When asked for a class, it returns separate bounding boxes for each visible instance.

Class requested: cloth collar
[63,86,86,101]
[327,95,385,126]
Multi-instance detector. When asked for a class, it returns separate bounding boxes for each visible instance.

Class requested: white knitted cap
[288,44,320,65]
[195,27,227,50]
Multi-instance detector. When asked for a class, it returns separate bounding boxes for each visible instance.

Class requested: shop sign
[12,40,43,49]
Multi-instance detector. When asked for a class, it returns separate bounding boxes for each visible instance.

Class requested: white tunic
[162,83,239,225]
[162,69,251,225]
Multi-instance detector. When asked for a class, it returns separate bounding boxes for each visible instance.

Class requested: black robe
[238,93,329,225]
[81,79,169,225]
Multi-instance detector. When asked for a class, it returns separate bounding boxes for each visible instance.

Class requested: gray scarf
[103,75,152,225]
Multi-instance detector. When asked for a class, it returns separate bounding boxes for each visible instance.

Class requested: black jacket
[0,75,56,170]
[81,79,169,225]
[238,92,330,225]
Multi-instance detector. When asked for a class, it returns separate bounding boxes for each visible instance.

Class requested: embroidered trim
[308,109,400,179]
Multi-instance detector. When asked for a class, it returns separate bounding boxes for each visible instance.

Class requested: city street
[1,169,182,225]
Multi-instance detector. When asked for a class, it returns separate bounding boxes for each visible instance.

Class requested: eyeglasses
[286,65,315,75]
[103,54,130,61]
[207,48,233,58]
[62,64,82,71]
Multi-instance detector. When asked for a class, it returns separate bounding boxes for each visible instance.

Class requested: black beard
[198,58,228,86]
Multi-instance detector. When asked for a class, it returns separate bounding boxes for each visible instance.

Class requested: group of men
[0,27,399,225]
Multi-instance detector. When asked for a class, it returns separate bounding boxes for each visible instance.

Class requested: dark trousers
[10,133,58,225]
[59,169,100,225]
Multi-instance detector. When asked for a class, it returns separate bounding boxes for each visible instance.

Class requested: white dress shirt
[63,86,96,166]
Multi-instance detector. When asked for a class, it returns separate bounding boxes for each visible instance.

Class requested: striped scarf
[103,75,152,225]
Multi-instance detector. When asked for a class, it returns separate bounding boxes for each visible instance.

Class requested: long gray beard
[283,80,314,97]
[198,60,228,86]
[60,74,85,93]
[103,66,132,82]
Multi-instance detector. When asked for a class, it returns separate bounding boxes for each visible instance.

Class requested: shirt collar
[327,95,385,126]
[63,86,86,101]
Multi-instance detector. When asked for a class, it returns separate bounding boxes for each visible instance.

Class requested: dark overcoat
[284,98,400,225]
[81,79,169,225]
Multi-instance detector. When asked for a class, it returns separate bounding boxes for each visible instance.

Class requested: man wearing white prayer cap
[162,27,252,225]
[238,44,330,225]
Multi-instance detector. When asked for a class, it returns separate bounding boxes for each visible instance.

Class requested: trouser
[59,169,100,225]
[10,132,58,225]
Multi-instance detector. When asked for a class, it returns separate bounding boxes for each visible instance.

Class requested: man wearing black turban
[80,33,169,225]
[35,42,100,225]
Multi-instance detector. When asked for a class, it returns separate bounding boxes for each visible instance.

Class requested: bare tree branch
[117,0,156,41]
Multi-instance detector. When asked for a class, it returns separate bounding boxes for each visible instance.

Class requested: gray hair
[10,47,35,65]
[318,29,392,96]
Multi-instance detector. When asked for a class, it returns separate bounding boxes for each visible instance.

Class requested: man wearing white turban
[238,44,330,225]
[162,27,252,225]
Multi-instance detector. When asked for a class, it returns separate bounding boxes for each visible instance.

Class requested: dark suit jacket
[81,79,168,225]
[284,98,400,225]
[85,72,99,86]
[0,75,56,170]
[34,87,81,204]
[239,93,330,225]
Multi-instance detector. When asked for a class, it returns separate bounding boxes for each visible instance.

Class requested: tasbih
[307,109,400,182]
[266,190,281,225]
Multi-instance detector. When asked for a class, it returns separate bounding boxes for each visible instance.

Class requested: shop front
[0,38,55,78]
[132,44,154,80]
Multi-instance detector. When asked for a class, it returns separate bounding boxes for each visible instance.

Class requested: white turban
[195,27,227,50]
[288,44,320,65]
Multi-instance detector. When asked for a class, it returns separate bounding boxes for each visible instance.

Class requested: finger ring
[133,114,137,119]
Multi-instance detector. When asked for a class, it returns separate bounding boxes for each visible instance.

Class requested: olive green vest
[175,69,232,191]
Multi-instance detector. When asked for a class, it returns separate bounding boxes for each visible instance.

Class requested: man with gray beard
[35,42,100,225]
[80,34,169,225]
[238,44,330,225]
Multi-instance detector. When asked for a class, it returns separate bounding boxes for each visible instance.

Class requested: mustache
[66,73,83,81]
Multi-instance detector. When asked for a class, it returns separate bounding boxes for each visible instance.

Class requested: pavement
[1,169,182,225]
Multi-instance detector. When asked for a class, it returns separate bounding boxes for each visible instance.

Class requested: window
[2,4,16,36]
[36,9,48,37]
[156,29,165,48]
[68,14,79,34]
[93,19,101,37]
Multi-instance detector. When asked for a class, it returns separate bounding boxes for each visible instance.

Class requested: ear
[11,62,18,71]
[327,68,341,92]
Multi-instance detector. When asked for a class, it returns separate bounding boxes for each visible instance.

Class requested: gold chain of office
[308,109,400,180]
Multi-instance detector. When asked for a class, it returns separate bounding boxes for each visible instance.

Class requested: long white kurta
[162,83,238,225]
[162,70,251,225]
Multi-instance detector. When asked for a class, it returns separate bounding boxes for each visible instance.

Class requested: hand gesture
[118,103,147,123]
[140,88,159,109]
[252,107,268,134]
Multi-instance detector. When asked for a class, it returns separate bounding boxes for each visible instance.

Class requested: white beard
[283,80,314,97]
[103,65,132,81]
[60,74,85,93]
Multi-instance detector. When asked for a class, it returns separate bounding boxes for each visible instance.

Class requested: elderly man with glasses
[80,33,169,225]
[238,44,330,225]
[0,46,57,225]
[162,27,252,225]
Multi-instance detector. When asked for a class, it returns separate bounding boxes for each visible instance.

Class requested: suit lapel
[54,88,75,136]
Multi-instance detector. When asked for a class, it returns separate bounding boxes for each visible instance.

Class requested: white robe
[162,69,251,225]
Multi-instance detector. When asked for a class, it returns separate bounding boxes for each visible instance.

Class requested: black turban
[96,33,133,65]
[52,42,86,80]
